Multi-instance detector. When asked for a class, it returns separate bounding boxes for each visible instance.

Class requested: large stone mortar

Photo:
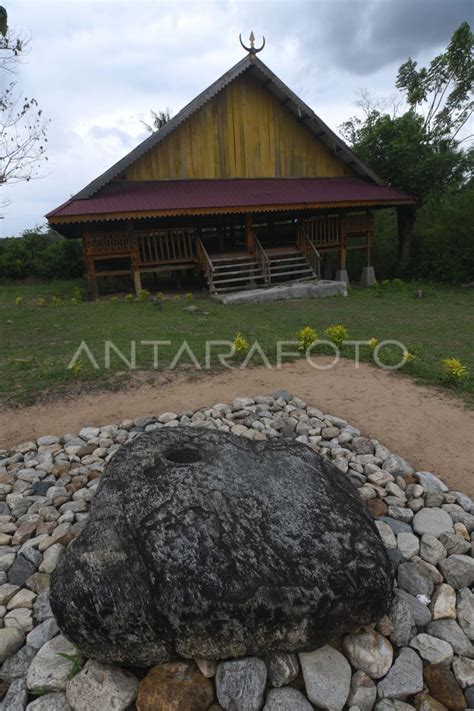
[50,426,393,666]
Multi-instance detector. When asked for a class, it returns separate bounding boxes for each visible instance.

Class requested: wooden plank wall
[120,74,354,181]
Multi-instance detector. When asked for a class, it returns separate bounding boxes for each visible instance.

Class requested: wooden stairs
[205,247,318,295]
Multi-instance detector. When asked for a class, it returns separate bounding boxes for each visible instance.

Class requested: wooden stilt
[87,258,99,300]
[217,221,225,252]
[132,264,142,296]
[367,229,373,266]
[339,233,347,270]
[245,214,254,254]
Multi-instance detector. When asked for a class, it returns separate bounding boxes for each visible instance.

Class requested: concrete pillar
[360,266,376,287]
[335,269,349,284]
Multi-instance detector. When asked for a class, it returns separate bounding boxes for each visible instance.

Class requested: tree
[142,108,171,133]
[0,6,49,187]
[341,22,473,271]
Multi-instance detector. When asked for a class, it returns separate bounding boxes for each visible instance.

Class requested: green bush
[0,228,83,280]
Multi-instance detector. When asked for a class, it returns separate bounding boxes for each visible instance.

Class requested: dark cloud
[318,0,472,73]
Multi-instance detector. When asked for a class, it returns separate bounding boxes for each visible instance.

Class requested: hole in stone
[162,446,202,464]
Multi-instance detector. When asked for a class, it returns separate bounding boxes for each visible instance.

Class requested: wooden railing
[84,228,196,266]
[253,234,270,286]
[196,236,215,293]
[135,228,195,265]
[299,216,341,248]
[84,233,134,256]
[297,228,322,279]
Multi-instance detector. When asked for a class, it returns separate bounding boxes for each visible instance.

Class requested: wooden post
[87,257,99,300]
[133,268,142,296]
[367,229,373,266]
[366,211,374,266]
[339,232,347,270]
[131,252,142,295]
[245,214,255,254]
[217,220,225,252]
[83,233,99,299]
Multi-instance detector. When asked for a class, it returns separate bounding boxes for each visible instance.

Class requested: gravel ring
[0,391,472,710]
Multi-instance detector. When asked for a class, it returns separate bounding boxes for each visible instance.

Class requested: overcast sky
[1,0,472,237]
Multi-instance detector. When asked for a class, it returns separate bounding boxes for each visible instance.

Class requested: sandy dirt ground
[1,360,473,497]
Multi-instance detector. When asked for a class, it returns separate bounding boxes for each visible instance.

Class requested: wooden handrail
[196,236,215,293]
[253,234,271,286]
[297,227,322,279]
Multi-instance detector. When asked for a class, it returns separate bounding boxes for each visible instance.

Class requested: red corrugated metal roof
[47,178,414,220]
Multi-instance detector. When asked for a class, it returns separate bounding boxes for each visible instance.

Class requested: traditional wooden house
[46,35,414,297]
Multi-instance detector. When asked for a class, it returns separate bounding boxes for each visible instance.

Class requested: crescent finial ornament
[239,31,265,55]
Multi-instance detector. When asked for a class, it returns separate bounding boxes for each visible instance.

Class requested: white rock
[409,633,453,665]
[415,471,448,493]
[26,692,69,710]
[233,397,255,409]
[27,635,77,692]
[452,655,474,689]
[39,543,65,573]
[377,648,423,700]
[0,552,16,571]
[7,589,37,610]
[430,583,457,620]
[4,607,34,633]
[412,508,454,537]
[299,646,351,710]
[375,521,397,549]
[439,555,474,589]
[347,670,377,711]
[419,534,447,566]
[158,412,178,423]
[397,532,419,560]
[79,427,100,440]
[0,584,20,606]
[263,687,313,711]
[66,659,138,711]
[457,588,474,640]
[343,631,393,680]
[0,626,25,663]
[37,436,60,446]
[195,658,217,677]
[382,455,413,476]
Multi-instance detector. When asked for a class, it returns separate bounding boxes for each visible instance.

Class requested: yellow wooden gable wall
[119,73,355,181]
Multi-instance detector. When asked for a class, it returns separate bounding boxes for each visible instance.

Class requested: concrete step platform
[214,279,347,305]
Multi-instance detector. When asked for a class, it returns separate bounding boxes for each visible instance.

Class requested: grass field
[1,278,473,407]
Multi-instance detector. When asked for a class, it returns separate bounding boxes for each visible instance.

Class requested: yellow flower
[441,357,467,383]
[71,362,82,376]
[296,326,318,352]
[368,337,378,351]
[233,333,249,354]
[324,324,348,348]
[403,350,416,364]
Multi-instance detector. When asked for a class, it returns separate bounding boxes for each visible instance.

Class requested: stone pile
[0,391,472,710]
